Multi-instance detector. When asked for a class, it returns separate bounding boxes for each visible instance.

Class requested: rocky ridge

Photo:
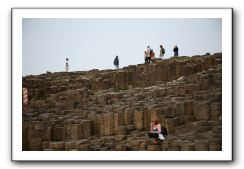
[23,53,222,151]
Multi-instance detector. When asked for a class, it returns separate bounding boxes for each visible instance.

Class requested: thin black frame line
[11,8,233,162]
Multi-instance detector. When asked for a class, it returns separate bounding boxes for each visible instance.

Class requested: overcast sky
[22,18,222,76]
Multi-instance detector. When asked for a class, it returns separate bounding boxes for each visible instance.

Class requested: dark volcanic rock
[22,53,222,151]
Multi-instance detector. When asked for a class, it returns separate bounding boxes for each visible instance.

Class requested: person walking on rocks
[159,45,165,59]
[148,120,162,144]
[65,58,69,72]
[173,45,179,57]
[113,55,119,69]
[150,49,156,63]
[145,46,151,64]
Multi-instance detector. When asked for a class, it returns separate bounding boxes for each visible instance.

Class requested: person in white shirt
[145,46,151,63]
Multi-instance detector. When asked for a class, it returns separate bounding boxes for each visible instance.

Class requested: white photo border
[12,8,233,161]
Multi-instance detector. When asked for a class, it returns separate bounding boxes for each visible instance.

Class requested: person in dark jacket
[65,58,69,72]
[159,45,165,59]
[113,55,119,69]
[173,45,179,56]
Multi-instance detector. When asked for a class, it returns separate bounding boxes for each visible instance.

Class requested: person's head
[153,120,159,125]
[147,46,150,48]
[160,45,162,48]
[66,58,69,61]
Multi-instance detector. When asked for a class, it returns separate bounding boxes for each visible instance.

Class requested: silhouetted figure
[113,55,119,69]
[65,58,69,72]
[159,45,165,59]
[173,45,179,57]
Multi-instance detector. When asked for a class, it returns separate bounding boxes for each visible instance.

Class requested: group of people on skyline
[144,45,179,64]
[113,45,179,69]
[65,45,179,72]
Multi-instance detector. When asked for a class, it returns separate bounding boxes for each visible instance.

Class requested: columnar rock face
[22,53,222,151]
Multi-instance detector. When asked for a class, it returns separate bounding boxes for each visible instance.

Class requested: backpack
[161,126,168,136]
[162,48,165,54]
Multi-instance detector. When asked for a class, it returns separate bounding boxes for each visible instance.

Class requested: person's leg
[152,133,159,138]
[148,132,153,138]
[148,57,151,63]
[153,138,158,144]
[145,57,149,64]
[152,133,159,144]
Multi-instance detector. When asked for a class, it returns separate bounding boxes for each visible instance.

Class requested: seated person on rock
[148,120,167,145]
[148,120,162,144]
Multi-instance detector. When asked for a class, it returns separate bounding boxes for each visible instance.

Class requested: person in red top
[148,120,161,144]
[150,49,156,63]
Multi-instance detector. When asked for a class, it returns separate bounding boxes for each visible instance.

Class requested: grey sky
[22,18,222,76]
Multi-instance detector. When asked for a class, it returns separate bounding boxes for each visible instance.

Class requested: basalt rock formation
[22,53,222,151]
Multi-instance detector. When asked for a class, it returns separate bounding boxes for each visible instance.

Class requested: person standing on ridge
[173,45,179,57]
[159,45,165,59]
[65,58,69,72]
[145,45,151,64]
[113,55,119,69]
[150,49,156,63]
